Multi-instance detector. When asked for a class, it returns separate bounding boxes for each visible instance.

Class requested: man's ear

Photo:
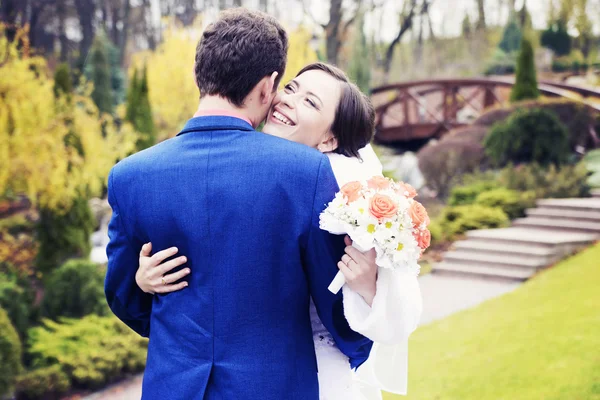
[318,133,338,153]
[260,71,279,105]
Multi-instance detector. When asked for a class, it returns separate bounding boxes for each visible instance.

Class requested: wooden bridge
[371,77,600,144]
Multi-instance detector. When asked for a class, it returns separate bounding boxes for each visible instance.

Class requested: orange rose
[369,194,398,221]
[414,228,431,250]
[340,181,362,203]
[396,182,417,199]
[367,176,391,190]
[408,201,430,227]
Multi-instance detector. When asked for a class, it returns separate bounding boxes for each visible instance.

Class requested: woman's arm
[136,243,190,294]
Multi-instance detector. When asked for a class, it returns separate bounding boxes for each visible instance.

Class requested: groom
[105,8,372,399]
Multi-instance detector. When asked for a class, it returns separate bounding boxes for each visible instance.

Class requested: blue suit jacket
[105,116,373,399]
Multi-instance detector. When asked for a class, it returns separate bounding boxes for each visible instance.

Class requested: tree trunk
[75,0,96,62]
[232,0,242,6]
[476,0,486,30]
[57,0,69,61]
[117,0,131,65]
[382,0,417,81]
[1,0,22,42]
[259,0,268,12]
[325,0,343,64]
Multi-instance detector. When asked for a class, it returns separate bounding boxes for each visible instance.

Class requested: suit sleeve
[305,156,373,368]
[104,168,152,337]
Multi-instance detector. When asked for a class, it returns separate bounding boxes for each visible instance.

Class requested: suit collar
[177,116,255,137]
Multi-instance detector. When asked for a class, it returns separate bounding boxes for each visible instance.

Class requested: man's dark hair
[296,62,375,159]
[194,8,288,107]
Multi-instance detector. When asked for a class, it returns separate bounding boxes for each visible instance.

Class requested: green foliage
[541,19,572,56]
[0,272,35,338]
[583,149,600,187]
[347,13,371,94]
[427,219,444,246]
[484,108,570,167]
[53,63,72,99]
[474,188,536,219]
[27,315,148,389]
[89,34,113,114]
[35,197,96,275]
[510,36,539,102]
[438,205,509,238]
[127,66,156,152]
[41,259,107,320]
[499,18,522,53]
[106,40,126,107]
[15,365,70,400]
[0,307,23,397]
[448,180,501,206]
[484,49,516,76]
[499,162,591,199]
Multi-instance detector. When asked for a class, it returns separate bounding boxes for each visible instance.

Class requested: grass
[385,243,600,400]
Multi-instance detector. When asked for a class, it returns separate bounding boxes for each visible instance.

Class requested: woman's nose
[279,92,296,110]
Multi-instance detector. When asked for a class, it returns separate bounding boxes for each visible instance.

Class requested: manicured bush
[584,150,600,188]
[36,197,96,275]
[15,365,70,400]
[510,37,539,102]
[484,108,570,167]
[439,205,509,238]
[475,99,596,152]
[0,273,35,337]
[474,188,536,219]
[41,259,108,320]
[448,180,501,206]
[427,219,445,246]
[27,315,147,389]
[0,306,23,398]
[499,163,591,199]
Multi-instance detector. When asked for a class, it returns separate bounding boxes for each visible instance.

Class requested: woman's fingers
[140,242,152,257]
[161,267,191,285]
[344,235,352,246]
[157,256,188,276]
[155,281,188,294]
[337,261,356,281]
[150,246,179,266]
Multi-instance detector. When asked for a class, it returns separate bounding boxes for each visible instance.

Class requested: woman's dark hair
[296,62,375,158]
[194,8,288,107]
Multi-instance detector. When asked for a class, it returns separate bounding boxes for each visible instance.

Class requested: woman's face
[262,69,341,151]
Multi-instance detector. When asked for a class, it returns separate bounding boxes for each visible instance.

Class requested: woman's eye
[307,98,317,108]
[284,84,294,92]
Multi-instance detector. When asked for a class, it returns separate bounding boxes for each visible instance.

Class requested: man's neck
[194,96,257,127]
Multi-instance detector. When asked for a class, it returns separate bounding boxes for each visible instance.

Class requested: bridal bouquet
[320,176,430,294]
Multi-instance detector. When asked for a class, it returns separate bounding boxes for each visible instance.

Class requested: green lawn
[385,243,600,400]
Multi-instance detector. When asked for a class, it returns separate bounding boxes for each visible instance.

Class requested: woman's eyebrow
[293,80,323,107]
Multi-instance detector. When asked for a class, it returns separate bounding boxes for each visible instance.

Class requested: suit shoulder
[255,134,328,171]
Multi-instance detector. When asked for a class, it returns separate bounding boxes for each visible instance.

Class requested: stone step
[443,250,548,269]
[452,240,559,261]
[526,207,600,222]
[592,189,600,198]
[536,198,600,213]
[433,262,533,282]
[512,217,600,234]
[466,227,597,248]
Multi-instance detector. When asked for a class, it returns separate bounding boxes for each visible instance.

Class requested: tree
[510,36,539,102]
[462,13,472,37]
[89,34,113,115]
[53,63,73,99]
[0,26,136,213]
[134,65,156,151]
[347,13,371,94]
[499,17,522,53]
[541,19,572,56]
[382,0,419,80]
[130,26,200,140]
[475,0,486,30]
[280,27,318,86]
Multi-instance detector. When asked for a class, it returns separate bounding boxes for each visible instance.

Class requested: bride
[134,62,422,399]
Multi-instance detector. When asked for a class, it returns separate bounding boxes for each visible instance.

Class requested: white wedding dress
[311,144,423,400]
